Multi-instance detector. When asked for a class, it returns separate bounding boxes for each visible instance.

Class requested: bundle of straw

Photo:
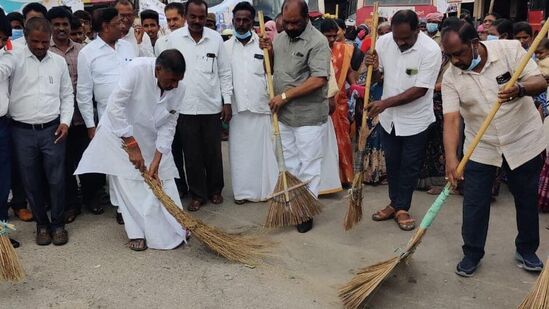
[344,2,379,231]
[518,257,549,308]
[0,222,24,282]
[124,148,270,266]
[258,11,322,228]
[339,16,549,309]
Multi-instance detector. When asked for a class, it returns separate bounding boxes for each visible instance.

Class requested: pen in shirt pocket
[49,76,53,84]
[207,53,216,73]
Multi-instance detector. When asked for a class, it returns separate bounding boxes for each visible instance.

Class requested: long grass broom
[339,18,549,309]
[518,256,549,309]
[344,2,379,231]
[124,148,270,266]
[259,11,322,228]
[0,221,24,282]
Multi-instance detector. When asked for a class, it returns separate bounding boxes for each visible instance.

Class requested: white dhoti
[110,177,186,249]
[229,111,278,201]
[319,118,343,195]
[279,121,326,198]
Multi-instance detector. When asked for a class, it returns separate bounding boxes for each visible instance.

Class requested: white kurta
[319,118,343,195]
[75,58,186,249]
[225,35,278,201]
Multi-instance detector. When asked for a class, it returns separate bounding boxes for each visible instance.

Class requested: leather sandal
[394,210,416,231]
[209,194,223,205]
[187,199,203,212]
[372,205,396,221]
[128,238,147,251]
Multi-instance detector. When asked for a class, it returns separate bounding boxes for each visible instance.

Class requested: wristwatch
[281,92,288,101]
[517,83,526,98]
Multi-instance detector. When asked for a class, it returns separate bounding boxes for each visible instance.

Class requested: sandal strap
[395,210,415,223]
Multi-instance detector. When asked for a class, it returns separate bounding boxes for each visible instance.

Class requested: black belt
[11,117,60,130]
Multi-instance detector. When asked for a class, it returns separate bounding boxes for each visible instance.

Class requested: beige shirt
[442,40,545,170]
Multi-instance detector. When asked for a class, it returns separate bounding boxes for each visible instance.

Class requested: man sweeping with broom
[442,21,547,276]
[75,50,189,251]
[259,0,331,233]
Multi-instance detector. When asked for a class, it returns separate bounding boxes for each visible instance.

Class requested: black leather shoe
[116,213,125,225]
[36,227,52,246]
[10,238,20,248]
[51,227,69,246]
[296,218,313,233]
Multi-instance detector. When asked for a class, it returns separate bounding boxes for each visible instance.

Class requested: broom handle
[419,19,549,230]
[259,11,291,201]
[357,2,379,152]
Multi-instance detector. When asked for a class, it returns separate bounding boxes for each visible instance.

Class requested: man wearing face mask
[365,9,441,232]
[7,12,24,41]
[259,0,331,233]
[425,12,443,45]
[441,21,547,277]
[224,2,277,204]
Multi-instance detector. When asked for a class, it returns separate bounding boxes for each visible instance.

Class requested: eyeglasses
[119,13,134,21]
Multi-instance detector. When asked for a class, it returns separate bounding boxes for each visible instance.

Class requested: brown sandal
[187,199,203,212]
[394,210,416,231]
[372,205,396,221]
[128,238,147,251]
[210,194,223,205]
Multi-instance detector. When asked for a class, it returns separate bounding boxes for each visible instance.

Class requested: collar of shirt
[458,42,500,75]
[50,39,76,52]
[23,45,51,62]
[180,26,213,44]
[291,21,315,43]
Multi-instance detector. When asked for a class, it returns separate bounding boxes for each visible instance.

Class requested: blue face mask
[466,44,481,71]
[11,29,23,40]
[426,23,438,33]
[486,34,499,41]
[234,30,252,40]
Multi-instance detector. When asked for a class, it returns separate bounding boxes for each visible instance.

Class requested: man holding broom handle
[75,50,189,251]
[365,10,441,231]
[259,0,331,233]
[442,21,548,277]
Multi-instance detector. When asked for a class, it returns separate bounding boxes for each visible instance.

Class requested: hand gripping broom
[0,222,24,282]
[344,2,379,231]
[518,256,549,309]
[124,147,269,266]
[258,11,322,228]
[339,18,549,309]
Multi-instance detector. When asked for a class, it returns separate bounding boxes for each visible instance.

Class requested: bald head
[282,0,308,19]
[281,0,308,39]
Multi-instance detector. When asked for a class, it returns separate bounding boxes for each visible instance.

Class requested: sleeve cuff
[156,143,171,155]
[222,95,232,104]
[111,126,133,138]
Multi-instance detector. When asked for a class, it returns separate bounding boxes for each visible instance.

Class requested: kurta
[75,57,186,249]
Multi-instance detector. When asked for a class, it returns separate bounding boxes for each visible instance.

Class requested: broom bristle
[344,173,364,231]
[518,257,549,309]
[144,175,270,266]
[0,235,24,282]
[338,257,400,309]
[265,171,322,228]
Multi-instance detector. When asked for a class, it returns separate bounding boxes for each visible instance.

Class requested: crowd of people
[0,0,548,277]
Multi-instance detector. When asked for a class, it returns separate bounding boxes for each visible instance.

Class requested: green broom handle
[357,2,379,152]
[258,11,286,173]
[420,20,549,229]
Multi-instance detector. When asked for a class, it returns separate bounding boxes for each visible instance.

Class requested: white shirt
[0,49,9,117]
[11,36,26,50]
[168,26,233,114]
[224,33,270,114]
[75,57,183,180]
[377,31,441,136]
[0,47,74,125]
[122,27,155,57]
[77,36,137,128]
[154,35,170,56]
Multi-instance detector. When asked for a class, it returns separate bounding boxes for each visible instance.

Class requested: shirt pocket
[287,52,308,79]
[196,53,217,74]
[252,54,265,76]
[42,73,61,97]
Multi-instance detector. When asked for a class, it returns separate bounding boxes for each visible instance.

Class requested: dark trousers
[381,126,429,211]
[9,138,28,211]
[12,124,66,229]
[65,125,102,210]
[462,155,542,262]
[172,115,188,194]
[0,117,10,221]
[179,114,224,201]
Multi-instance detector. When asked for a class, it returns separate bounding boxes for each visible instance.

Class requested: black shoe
[36,227,52,246]
[296,218,313,233]
[10,238,20,248]
[51,227,69,246]
[455,257,479,277]
[516,251,544,272]
[116,213,125,225]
